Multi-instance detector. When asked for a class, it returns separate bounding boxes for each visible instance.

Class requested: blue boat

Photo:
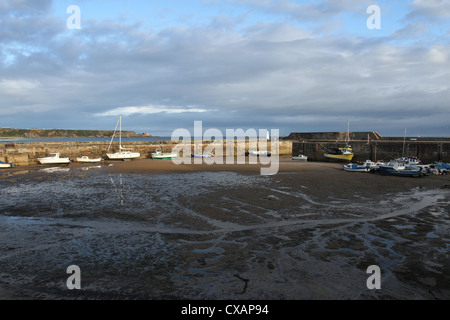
[343,163,370,172]
[378,162,421,177]
[434,161,450,170]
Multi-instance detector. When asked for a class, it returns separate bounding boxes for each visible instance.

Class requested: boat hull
[324,153,354,161]
[378,166,421,177]
[344,164,370,172]
[292,155,307,161]
[152,153,178,160]
[38,154,71,165]
[0,162,15,168]
[106,152,140,160]
[76,157,103,163]
[191,154,214,158]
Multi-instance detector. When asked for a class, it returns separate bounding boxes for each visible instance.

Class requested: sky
[1,0,449,137]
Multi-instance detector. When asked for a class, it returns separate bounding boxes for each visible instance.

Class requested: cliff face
[0,128,149,138]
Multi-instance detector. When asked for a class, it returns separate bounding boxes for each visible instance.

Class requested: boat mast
[346,120,350,146]
[119,115,122,150]
[402,128,407,156]
[107,117,120,153]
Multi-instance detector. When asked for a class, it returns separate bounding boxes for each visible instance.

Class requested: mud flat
[0,159,449,300]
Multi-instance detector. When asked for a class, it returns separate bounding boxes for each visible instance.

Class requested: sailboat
[106,116,141,160]
[324,120,354,161]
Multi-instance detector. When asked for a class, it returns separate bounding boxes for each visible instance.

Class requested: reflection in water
[109,174,124,206]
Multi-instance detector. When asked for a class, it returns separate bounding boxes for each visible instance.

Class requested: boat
[324,147,354,161]
[434,161,450,170]
[343,163,370,172]
[106,116,141,160]
[37,153,71,165]
[395,156,422,165]
[324,121,354,161]
[76,156,103,163]
[361,160,385,169]
[378,161,422,177]
[292,154,308,161]
[0,160,15,168]
[151,147,178,160]
[246,149,271,157]
[191,153,214,158]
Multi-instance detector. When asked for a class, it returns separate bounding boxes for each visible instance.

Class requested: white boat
[343,163,370,172]
[106,116,141,160]
[395,156,421,165]
[38,153,71,165]
[361,160,385,169]
[246,149,271,157]
[151,148,178,160]
[191,153,214,158]
[292,154,308,161]
[0,160,15,168]
[76,156,103,163]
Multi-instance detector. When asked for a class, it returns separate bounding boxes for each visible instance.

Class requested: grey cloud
[0,0,449,137]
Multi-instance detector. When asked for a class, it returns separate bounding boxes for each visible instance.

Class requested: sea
[0,137,173,143]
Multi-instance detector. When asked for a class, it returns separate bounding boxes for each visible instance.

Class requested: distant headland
[0,128,155,139]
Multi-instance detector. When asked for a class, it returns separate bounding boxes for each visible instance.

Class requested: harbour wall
[2,139,449,166]
[292,140,450,163]
[0,140,293,166]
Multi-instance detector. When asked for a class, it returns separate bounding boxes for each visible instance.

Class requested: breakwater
[0,140,293,166]
[293,140,450,163]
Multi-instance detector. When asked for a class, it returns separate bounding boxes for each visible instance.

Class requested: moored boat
[378,161,422,177]
[38,153,71,165]
[246,149,271,157]
[343,163,370,172]
[76,156,103,163]
[0,160,15,168]
[292,154,308,161]
[152,148,178,160]
[324,147,354,161]
[106,116,141,160]
[191,153,214,158]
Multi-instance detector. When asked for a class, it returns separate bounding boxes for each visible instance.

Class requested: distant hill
[0,128,153,138]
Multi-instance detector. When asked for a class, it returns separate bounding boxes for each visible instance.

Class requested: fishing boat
[292,154,308,161]
[76,156,103,163]
[37,153,71,165]
[106,116,141,160]
[151,148,178,160]
[0,160,15,168]
[324,121,354,161]
[378,161,422,177]
[395,156,422,165]
[343,163,370,172]
[324,147,354,161]
[361,160,385,169]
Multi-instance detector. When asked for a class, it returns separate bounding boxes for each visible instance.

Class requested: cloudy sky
[1,0,449,137]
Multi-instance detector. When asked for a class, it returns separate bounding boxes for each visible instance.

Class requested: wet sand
[0,158,449,300]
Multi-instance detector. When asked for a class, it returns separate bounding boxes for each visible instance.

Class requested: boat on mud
[0,160,15,168]
[38,153,71,165]
[76,156,103,163]
[292,154,308,161]
[152,147,178,160]
[246,149,271,157]
[378,161,422,177]
[324,147,354,161]
[191,153,214,158]
[343,163,370,172]
[106,116,141,160]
